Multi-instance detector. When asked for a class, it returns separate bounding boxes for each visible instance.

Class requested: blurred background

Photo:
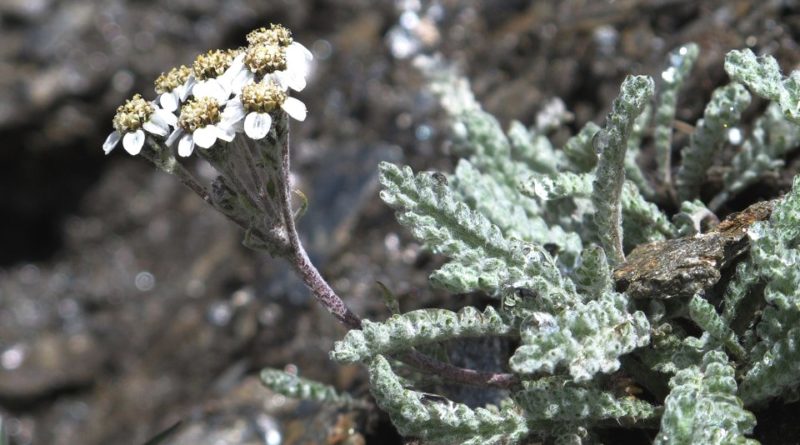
[2,0,800,443]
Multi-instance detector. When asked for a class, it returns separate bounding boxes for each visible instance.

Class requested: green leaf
[331,306,511,363]
[509,292,650,381]
[655,351,757,445]
[368,355,529,444]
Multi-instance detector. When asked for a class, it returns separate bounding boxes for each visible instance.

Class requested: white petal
[143,121,168,137]
[221,54,246,83]
[290,42,313,61]
[160,92,179,112]
[287,43,312,78]
[122,129,145,155]
[154,108,178,126]
[193,126,218,148]
[222,98,246,122]
[103,131,121,154]
[193,80,228,103]
[244,112,272,140]
[166,128,183,146]
[231,69,254,93]
[271,72,290,91]
[179,76,196,100]
[286,71,307,92]
[178,134,195,157]
[216,124,236,142]
[281,97,307,122]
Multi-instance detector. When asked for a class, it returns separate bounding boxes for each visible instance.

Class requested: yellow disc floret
[193,49,238,80]
[246,23,293,47]
[155,65,192,94]
[112,94,154,133]
[240,81,287,113]
[244,43,287,76]
[178,97,221,132]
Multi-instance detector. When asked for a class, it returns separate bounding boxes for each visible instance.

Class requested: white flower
[166,95,237,157]
[103,94,177,155]
[236,25,314,94]
[190,49,244,104]
[154,65,195,112]
[223,81,307,140]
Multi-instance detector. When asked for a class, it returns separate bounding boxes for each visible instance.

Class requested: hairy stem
[273,114,519,389]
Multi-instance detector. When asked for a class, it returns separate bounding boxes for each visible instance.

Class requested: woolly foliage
[379,161,571,306]
[724,48,800,124]
[509,292,650,382]
[688,295,746,360]
[739,176,800,404]
[513,377,657,424]
[655,351,757,445]
[625,103,655,197]
[260,368,362,408]
[654,43,699,185]
[711,103,800,210]
[368,355,529,445]
[675,83,751,202]
[330,306,511,363]
[591,75,655,264]
[672,199,715,237]
[507,120,561,175]
[563,122,601,172]
[572,246,613,300]
[452,159,581,265]
[520,172,674,246]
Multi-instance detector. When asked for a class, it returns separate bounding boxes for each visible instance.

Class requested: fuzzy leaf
[368,355,529,444]
[331,306,511,363]
[654,43,699,186]
[655,351,757,445]
[509,292,650,381]
[260,368,362,408]
[592,75,655,264]
[514,377,656,424]
[676,83,751,202]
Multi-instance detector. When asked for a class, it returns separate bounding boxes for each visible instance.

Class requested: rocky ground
[2,1,800,444]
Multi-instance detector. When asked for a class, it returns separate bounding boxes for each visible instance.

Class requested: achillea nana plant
[104,24,800,444]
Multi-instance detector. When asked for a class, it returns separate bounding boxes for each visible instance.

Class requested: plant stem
[273,114,519,389]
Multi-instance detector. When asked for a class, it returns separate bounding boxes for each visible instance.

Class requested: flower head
[154,65,195,112]
[244,43,288,77]
[193,49,239,81]
[246,23,293,47]
[103,94,177,155]
[191,49,245,104]
[166,95,236,157]
[224,80,307,140]
[230,24,313,93]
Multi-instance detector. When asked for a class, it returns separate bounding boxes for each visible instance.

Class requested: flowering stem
[275,115,363,329]
[273,115,519,389]
[142,140,289,256]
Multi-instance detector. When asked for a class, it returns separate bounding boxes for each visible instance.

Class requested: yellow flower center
[244,43,287,77]
[178,97,221,132]
[112,94,154,133]
[240,81,287,113]
[192,49,242,80]
[246,23,293,47]
[155,65,192,94]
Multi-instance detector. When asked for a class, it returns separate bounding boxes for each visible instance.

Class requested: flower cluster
[103,23,313,157]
